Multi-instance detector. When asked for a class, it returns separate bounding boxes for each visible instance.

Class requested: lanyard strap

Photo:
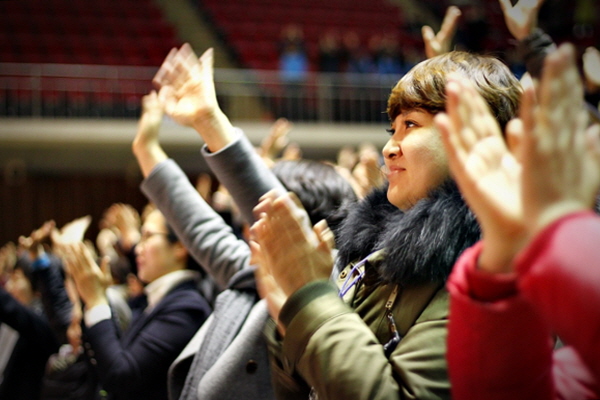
[338,255,369,298]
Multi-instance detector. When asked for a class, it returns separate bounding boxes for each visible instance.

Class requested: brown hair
[387,51,521,131]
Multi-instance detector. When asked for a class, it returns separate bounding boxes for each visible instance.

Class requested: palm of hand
[253,197,333,296]
[162,79,218,127]
[465,136,523,234]
[520,45,598,232]
[65,244,110,306]
[140,91,164,126]
[501,0,542,40]
[76,262,109,305]
[265,224,332,296]
[583,47,600,87]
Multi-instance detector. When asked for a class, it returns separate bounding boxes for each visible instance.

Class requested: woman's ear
[171,242,188,263]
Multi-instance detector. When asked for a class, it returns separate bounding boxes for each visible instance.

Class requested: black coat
[0,288,59,400]
[84,279,211,400]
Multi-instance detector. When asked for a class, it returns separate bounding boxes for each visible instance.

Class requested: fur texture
[336,180,481,286]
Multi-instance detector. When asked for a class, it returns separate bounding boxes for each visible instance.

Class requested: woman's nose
[382,138,400,159]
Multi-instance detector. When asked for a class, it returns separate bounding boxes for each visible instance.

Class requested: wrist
[478,230,526,274]
[85,296,108,310]
[191,109,234,152]
[527,202,589,241]
[132,130,160,155]
[513,25,535,42]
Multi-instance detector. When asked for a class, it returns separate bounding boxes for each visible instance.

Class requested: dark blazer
[0,288,60,400]
[84,279,211,400]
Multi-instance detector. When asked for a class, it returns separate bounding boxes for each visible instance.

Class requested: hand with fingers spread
[446,44,600,400]
[435,75,525,273]
[437,43,600,273]
[63,242,112,309]
[520,43,600,237]
[0,242,17,278]
[153,44,234,152]
[352,142,384,198]
[583,46,600,90]
[111,203,141,250]
[132,91,168,177]
[422,6,462,59]
[498,0,546,41]
[19,220,56,259]
[250,192,333,298]
[259,118,292,163]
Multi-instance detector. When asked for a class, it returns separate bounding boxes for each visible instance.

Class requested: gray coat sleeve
[202,128,286,224]
[141,159,251,289]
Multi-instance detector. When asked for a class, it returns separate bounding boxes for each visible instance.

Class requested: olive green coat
[267,249,450,400]
[264,182,480,400]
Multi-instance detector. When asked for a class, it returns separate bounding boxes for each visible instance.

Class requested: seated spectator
[135,46,358,398]
[63,207,212,400]
[318,30,342,73]
[0,221,73,400]
[0,261,60,400]
[248,49,521,399]
[40,215,137,400]
[342,31,375,74]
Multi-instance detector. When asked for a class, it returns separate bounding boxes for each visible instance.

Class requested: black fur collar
[335,180,480,286]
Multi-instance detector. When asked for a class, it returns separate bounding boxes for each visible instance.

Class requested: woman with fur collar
[251,51,522,399]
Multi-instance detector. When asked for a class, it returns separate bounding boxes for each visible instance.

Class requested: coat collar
[335,180,480,286]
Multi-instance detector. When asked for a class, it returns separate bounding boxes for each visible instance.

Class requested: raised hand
[250,192,333,298]
[498,0,546,40]
[352,142,384,198]
[108,203,141,251]
[259,118,292,163]
[132,91,164,150]
[435,75,524,273]
[583,46,600,89]
[153,44,234,152]
[154,45,214,125]
[0,242,17,277]
[422,6,462,59]
[19,220,56,259]
[131,90,169,177]
[63,242,112,309]
[520,43,600,237]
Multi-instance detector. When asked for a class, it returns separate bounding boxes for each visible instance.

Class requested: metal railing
[0,63,401,123]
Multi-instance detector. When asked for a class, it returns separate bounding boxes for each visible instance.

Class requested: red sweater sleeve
[515,211,600,391]
[447,242,555,400]
[447,212,600,399]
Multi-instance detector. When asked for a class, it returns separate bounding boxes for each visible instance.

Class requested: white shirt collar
[144,270,200,311]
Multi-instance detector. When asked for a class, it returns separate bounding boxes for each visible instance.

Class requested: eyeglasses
[139,231,169,243]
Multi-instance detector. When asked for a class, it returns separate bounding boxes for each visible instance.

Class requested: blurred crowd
[1,1,600,399]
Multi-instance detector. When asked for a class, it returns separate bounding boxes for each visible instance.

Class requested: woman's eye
[405,120,417,129]
[386,128,395,136]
